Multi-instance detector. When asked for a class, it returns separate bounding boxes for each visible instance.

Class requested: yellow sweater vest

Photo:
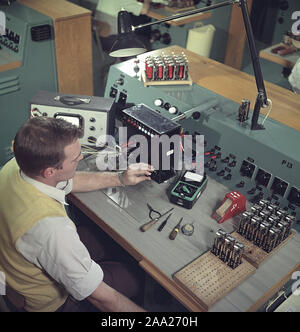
[0,158,69,311]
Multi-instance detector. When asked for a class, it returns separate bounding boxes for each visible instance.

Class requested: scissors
[140,203,174,232]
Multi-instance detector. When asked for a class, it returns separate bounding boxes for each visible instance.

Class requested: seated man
[0,116,154,312]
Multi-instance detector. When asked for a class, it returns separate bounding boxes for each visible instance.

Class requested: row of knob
[154,98,178,115]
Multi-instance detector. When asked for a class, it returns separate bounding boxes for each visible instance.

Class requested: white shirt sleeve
[16,216,103,301]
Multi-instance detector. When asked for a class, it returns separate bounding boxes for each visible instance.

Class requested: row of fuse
[145,52,189,81]
[237,199,295,253]
[211,230,245,270]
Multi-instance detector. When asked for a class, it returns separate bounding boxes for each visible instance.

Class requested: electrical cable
[261,98,273,125]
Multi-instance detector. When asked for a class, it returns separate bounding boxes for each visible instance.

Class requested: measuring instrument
[169,171,207,209]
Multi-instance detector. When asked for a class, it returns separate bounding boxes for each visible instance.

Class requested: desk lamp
[109,0,268,131]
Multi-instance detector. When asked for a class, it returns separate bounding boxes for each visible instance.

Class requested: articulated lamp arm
[111,0,268,130]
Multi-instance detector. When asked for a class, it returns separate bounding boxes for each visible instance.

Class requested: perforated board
[173,251,256,310]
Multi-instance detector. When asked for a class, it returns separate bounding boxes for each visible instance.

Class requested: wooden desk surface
[259,43,300,69]
[17,0,91,21]
[152,46,300,132]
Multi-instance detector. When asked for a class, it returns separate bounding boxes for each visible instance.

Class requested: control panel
[104,57,300,226]
[0,2,58,166]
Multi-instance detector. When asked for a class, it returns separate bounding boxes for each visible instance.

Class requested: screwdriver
[140,208,174,232]
[157,213,172,232]
[169,217,183,240]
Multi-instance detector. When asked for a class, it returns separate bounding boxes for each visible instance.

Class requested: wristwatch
[118,171,126,187]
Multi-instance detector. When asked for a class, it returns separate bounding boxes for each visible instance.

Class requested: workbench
[69,46,300,312]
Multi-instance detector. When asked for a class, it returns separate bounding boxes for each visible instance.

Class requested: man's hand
[121,163,154,186]
[72,164,154,193]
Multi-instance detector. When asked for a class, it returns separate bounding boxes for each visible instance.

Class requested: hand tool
[157,213,172,232]
[169,217,183,240]
[140,204,174,232]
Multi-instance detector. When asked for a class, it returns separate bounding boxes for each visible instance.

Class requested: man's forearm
[72,171,122,192]
[89,289,145,312]
[88,282,146,312]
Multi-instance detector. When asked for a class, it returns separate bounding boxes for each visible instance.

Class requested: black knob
[164,102,171,110]
[192,112,201,120]
[236,181,245,188]
[217,170,225,177]
[204,161,210,168]
[221,157,229,163]
[150,29,161,43]
[161,33,171,45]
[247,187,256,195]
[224,174,232,181]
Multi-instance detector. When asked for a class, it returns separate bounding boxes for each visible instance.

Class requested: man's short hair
[13,117,82,177]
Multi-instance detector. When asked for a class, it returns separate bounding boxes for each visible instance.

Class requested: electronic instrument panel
[0,2,57,166]
[30,90,116,147]
[105,57,300,228]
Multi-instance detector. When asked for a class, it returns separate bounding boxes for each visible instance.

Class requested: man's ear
[41,167,57,179]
